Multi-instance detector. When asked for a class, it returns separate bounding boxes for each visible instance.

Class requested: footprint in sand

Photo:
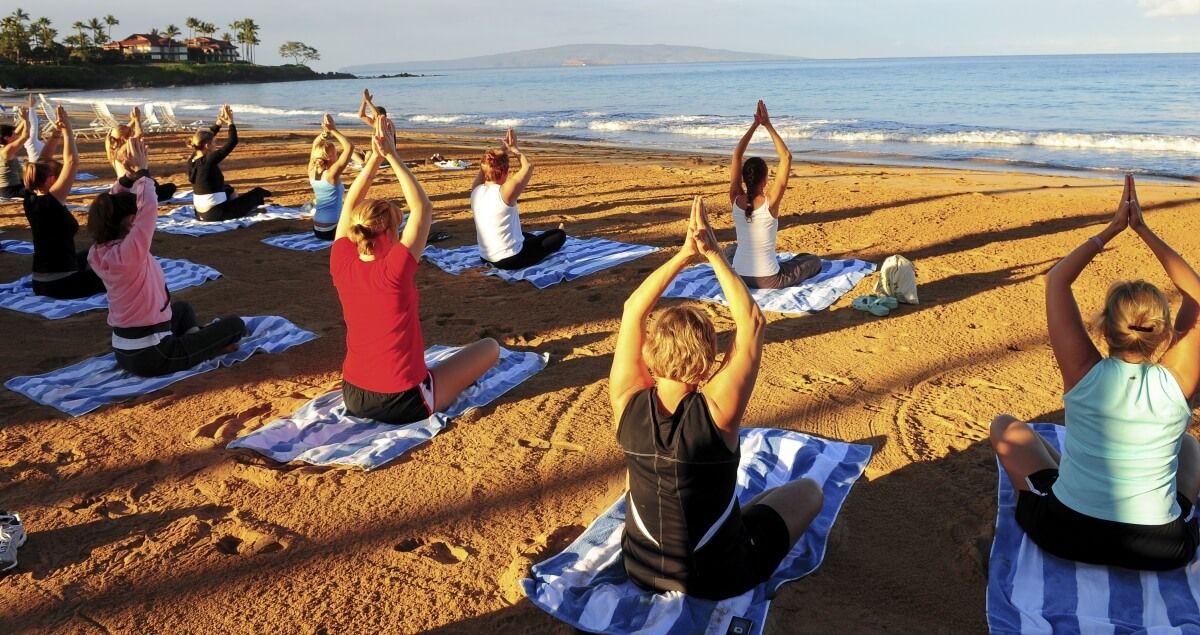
[498,525,585,604]
[393,537,471,565]
[517,438,584,453]
[191,403,274,443]
[211,511,296,557]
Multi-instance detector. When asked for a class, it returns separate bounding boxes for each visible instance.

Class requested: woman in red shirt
[330,116,499,423]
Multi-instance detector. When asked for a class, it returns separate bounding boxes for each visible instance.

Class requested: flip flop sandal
[852,295,891,317]
[876,295,899,310]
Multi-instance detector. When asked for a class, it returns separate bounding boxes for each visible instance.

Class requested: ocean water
[55,54,1200,180]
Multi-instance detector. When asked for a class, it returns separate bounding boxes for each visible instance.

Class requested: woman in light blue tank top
[308,114,353,240]
[991,174,1200,571]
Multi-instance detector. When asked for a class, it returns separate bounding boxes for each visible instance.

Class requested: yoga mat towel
[988,422,1200,634]
[5,316,316,417]
[663,256,876,314]
[0,257,221,320]
[523,427,873,635]
[228,345,549,469]
[0,239,32,255]
[423,236,658,289]
[156,205,308,236]
[261,232,333,252]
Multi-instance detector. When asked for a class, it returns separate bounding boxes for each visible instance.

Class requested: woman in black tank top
[608,196,824,600]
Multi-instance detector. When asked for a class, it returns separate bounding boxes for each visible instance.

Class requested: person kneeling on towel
[88,138,245,378]
[609,195,824,599]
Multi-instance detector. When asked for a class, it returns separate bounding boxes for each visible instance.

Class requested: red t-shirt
[330,237,428,393]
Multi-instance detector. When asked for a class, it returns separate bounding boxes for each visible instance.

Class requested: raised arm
[694,197,765,432]
[39,124,62,163]
[376,118,433,260]
[115,139,157,259]
[335,124,385,242]
[609,206,703,420]
[2,108,30,161]
[211,106,238,162]
[758,102,792,216]
[46,106,77,203]
[129,106,144,139]
[1128,176,1200,396]
[729,109,759,202]
[499,128,533,206]
[322,115,355,181]
[1045,179,1130,391]
[357,89,377,127]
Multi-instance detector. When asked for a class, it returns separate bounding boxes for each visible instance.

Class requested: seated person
[0,107,31,198]
[469,128,565,270]
[611,196,823,599]
[89,137,246,377]
[105,106,177,203]
[726,101,820,289]
[992,174,1200,571]
[187,104,270,222]
[22,107,105,299]
[308,114,354,240]
[331,115,499,424]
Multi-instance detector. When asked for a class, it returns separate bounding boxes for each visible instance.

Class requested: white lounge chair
[159,103,203,132]
[90,103,120,131]
[141,102,167,133]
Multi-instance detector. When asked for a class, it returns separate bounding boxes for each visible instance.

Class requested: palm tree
[86,17,105,46]
[228,19,244,59]
[103,14,117,39]
[238,18,260,63]
[163,24,180,41]
[198,21,216,37]
[185,17,198,39]
[11,8,29,23]
[32,17,53,50]
[71,20,87,45]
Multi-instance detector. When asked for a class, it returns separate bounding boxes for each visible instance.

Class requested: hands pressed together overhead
[680,195,721,262]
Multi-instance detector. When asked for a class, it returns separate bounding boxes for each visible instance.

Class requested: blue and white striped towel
[163,189,194,205]
[423,236,658,289]
[228,345,549,469]
[69,184,111,195]
[663,256,876,314]
[75,172,98,181]
[988,423,1200,634]
[523,427,873,635]
[156,205,308,236]
[0,257,221,320]
[261,232,332,252]
[0,239,32,255]
[5,316,316,417]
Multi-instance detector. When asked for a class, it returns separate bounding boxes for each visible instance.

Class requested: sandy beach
[2,128,1198,633]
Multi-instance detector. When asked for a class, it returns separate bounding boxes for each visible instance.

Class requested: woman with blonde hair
[469,128,565,269]
[331,115,498,424]
[992,174,1200,570]
[726,101,821,289]
[22,107,105,299]
[308,114,354,240]
[609,196,824,599]
[104,106,177,202]
[187,104,270,222]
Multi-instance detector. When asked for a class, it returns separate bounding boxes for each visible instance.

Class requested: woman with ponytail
[331,115,498,424]
[308,114,354,240]
[469,127,565,270]
[22,106,105,299]
[187,104,270,222]
[992,174,1200,571]
[726,100,820,289]
[88,137,245,377]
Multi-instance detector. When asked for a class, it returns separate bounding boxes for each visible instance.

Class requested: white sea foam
[409,114,465,124]
[485,118,524,128]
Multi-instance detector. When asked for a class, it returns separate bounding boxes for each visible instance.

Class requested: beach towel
[75,172,98,181]
[423,236,658,289]
[663,256,876,314]
[0,257,220,320]
[69,184,111,195]
[5,316,316,417]
[523,427,872,635]
[163,189,194,205]
[261,232,332,252]
[156,205,308,236]
[0,239,32,255]
[228,345,549,469]
[435,159,469,170]
[988,422,1200,634]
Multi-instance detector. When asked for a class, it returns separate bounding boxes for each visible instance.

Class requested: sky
[14,0,1200,71]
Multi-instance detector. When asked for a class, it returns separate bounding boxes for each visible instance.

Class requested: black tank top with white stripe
[617,388,742,594]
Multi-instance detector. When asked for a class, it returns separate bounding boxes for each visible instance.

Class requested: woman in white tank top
[726,101,821,289]
[469,128,566,270]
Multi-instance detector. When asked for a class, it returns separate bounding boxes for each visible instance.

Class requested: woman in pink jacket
[87,138,245,377]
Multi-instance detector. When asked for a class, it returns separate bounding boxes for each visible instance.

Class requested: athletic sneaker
[0,511,26,573]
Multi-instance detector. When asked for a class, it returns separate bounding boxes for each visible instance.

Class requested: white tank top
[471,183,524,262]
[731,196,780,277]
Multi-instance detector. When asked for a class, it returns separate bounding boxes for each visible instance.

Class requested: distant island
[343,43,797,74]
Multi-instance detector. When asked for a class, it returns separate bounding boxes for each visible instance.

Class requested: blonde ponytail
[348,199,399,257]
[1095,280,1174,361]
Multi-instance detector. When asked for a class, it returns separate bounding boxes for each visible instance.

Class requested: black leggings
[313,227,335,241]
[114,302,246,377]
[31,250,106,299]
[487,229,567,270]
[196,185,270,222]
[155,182,178,203]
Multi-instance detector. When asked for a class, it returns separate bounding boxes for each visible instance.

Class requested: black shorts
[1017,469,1199,571]
[342,373,435,425]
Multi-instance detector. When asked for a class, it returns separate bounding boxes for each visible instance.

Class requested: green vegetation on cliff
[0,62,353,90]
